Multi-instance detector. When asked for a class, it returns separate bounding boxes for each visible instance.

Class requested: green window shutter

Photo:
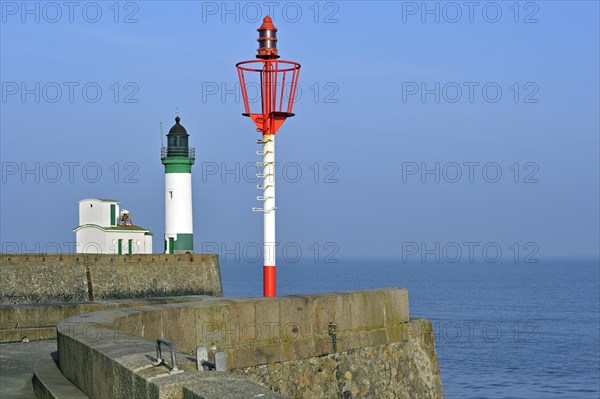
[110,204,116,226]
[118,239,123,255]
[128,239,133,255]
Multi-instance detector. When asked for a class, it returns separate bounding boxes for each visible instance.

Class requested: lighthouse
[161,116,195,254]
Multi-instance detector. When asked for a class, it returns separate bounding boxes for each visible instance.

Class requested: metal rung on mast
[257,184,273,190]
[252,207,277,213]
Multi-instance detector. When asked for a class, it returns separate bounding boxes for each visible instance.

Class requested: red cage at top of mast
[236,16,301,135]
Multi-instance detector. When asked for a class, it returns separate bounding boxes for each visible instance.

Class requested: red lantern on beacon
[236,16,301,297]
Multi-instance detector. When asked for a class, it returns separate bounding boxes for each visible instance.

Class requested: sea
[221,258,600,399]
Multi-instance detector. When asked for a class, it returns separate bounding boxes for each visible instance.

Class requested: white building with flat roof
[73,198,152,254]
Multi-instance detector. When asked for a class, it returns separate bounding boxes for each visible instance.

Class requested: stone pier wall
[0,254,222,304]
[237,319,443,399]
[54,289,444,398]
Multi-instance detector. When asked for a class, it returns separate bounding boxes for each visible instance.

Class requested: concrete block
[56,333,76,384]
[195,303,231,348]
[68,337,94,397]
[227,300,256,346]
[115,311,143,341]
[230,346,257,369]
[112,361,135,399]
[91,348,115,398]
[32,352,88,399]
[279,341,295,362]
[337,332,361,352]
[141,308,164,341]
[71,308,120,328]
[133,371,150,398]
[279,296,313,342]
[111,347,161,398]
[18,326,56,342]
[349,290,386,330]
[0,329,23,343]
[255,342,281,365]
[253,297,280,343]
[412,318,435,346]
[182,374,290,399]
[223,349,235,370]
[311,293,338,335]
[77,302,114,317]
[387,324,408,343]
[21,304,63,328]
[293,338,316,359]
[62,303,87,320]
[367,328,389,347]
[314,335,333,357]
[383,288,409,325]
[163,305,197,352]
[0,306,19,329]
[148,370,208,399]
[358,330,371,347]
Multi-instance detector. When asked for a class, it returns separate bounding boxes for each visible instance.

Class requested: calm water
[221,259,600,399]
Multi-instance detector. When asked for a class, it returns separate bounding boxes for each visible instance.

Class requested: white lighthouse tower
[161,116,195,254]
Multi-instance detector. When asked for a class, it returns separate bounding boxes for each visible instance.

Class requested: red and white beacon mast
[236,16,301,297]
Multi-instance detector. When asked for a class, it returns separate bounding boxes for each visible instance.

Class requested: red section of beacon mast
[236,16,301,297]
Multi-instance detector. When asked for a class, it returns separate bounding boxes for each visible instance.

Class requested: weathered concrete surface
[53,289,443,398]
[0,340,57,399]
[0,295,214,343]
[32,351,88,399]
[182,373,289,399]
[237,319,444,399]
[54,331,290,399]
[0,254,222,304]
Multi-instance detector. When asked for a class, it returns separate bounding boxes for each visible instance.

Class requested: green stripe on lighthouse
[165,234,193,253]
[162,157,194,173]
[173,234,193,252]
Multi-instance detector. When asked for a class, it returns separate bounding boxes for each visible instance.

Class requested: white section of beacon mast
[262,135,276,267]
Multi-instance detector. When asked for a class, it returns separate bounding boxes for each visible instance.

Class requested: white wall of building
[75,225,107,253]
[144,234,153,254]
[75,198,152,254]
[75,227,152,254]
[79,199,119,227]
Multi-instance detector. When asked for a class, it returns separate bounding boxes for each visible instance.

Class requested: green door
[128,239,133,255]
[168,237,175,254]
[118,239,123,255]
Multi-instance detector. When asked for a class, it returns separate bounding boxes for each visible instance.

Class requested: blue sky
[1,1,598,261]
